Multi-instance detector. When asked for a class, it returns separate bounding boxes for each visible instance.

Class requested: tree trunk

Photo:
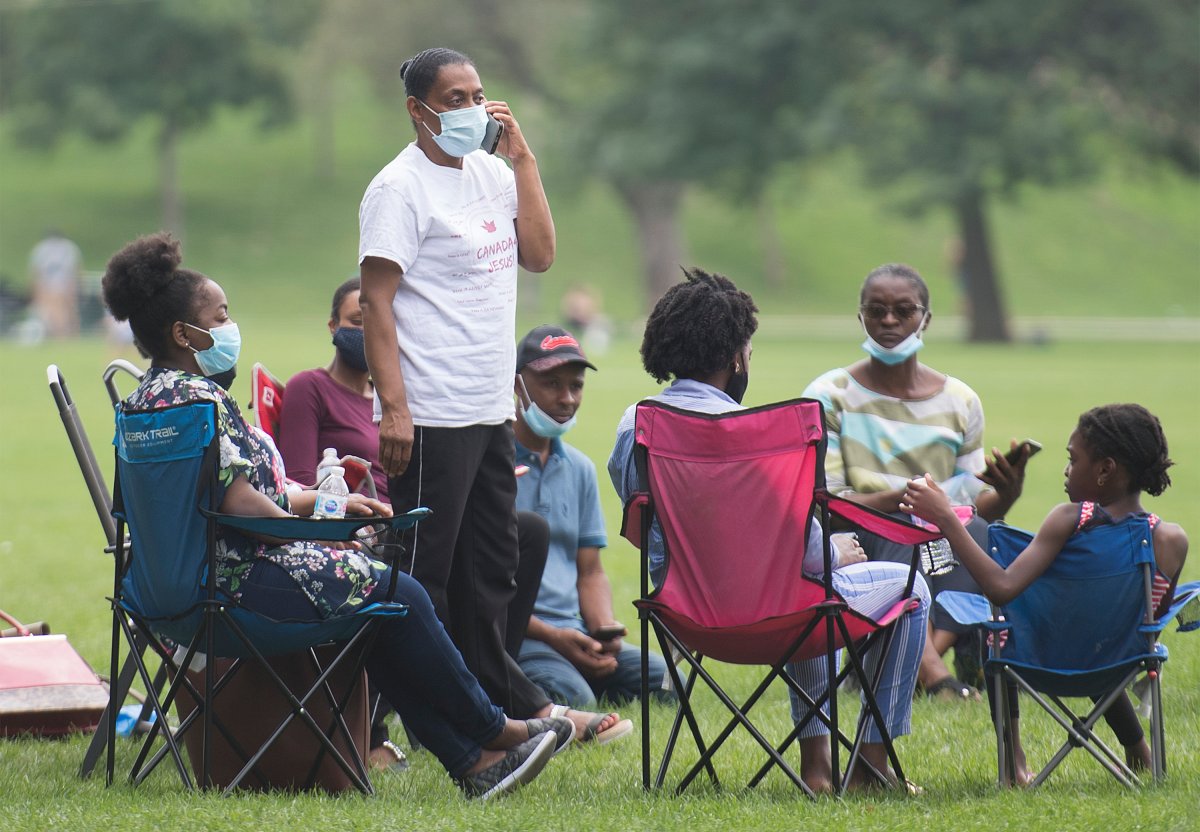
[758,194,786,289]
[615,181,687,311]
[955,189,1010,342]
[159,116,183,238]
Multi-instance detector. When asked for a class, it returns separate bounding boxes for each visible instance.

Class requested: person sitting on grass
[901,403,1188,785]
[101,231,572,800]
[608,267,931,794]
[506,325,670,730]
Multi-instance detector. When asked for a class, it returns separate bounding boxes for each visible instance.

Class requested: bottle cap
[323,448,337,457]
[328,466,345,477]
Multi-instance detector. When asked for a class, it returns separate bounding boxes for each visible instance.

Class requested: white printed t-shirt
[358,143,520,428]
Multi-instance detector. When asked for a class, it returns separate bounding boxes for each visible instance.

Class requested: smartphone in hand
[1003,439,1042,466]
[481,115,504,154]
[589,623,627,642]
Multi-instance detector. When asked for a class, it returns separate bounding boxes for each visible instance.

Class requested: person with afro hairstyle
[903,403,1188,785]
[100,232,571,799]
[608,266,932,793]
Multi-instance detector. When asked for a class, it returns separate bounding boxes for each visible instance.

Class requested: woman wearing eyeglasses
[802,263,1031,701]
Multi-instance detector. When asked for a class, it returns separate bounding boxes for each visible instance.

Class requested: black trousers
[507,511,551,659]
[388,422,551,718]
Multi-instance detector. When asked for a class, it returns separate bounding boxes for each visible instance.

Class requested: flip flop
[549,704,634,745]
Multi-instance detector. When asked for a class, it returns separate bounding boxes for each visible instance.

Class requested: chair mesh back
[636,400,825,629]
[991,518,1154,677]
[114,401,217,639]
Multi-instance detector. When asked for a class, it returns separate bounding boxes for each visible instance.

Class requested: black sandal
[924,675,980,701]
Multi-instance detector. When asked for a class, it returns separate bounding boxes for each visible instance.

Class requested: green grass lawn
[1,328,1197,831]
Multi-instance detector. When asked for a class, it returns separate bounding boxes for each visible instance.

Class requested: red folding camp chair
[251,362,286,442]
[621,398,942,795]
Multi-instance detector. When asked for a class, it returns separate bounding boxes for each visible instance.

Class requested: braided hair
[101,232,208,360]
[860,263,931,310]
[640,266,759,384]
[330,276,360,321]
[399,47,474,100]
[1076,404,1174,496]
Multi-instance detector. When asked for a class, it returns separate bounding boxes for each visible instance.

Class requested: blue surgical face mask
[419,100,487,157]
[860,315,927,366]
[332,326,368,372]
[516,375,576,438]
[185,321,241,377]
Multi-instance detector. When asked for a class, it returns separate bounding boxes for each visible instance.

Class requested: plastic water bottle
[315,447,339,487]
[314,465,349,519]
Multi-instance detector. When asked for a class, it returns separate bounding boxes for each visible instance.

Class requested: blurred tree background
[0,0,1196,341]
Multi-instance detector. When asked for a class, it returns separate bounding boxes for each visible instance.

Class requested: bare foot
[538,704,626,742]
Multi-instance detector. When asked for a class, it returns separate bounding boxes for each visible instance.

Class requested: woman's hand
[976,441,1029,521]
[831,532,867,568]
[346,494,391,518]
[898,474,956,528]
[485,100,532,164]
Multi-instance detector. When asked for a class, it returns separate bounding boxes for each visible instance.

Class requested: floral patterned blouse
[125,367,387,618]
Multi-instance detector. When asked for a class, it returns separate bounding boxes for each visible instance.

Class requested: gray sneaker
[525,715,575,755]
[456,731,557,800]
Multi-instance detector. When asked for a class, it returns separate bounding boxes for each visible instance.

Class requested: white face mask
[516,375,576,438]
[418,100,487,157]
[860,314,927,365]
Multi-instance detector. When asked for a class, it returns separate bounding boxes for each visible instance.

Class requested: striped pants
[785,562,930,743]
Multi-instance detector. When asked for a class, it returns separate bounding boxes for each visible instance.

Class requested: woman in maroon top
[278,278,389,502]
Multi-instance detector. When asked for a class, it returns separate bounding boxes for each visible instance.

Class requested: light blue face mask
[185,322,241,376]
[516,375,576,438]
[419,100,488,157]
[860,315,927,366]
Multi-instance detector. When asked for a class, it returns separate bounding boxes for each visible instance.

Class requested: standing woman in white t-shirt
[358,48,625,743]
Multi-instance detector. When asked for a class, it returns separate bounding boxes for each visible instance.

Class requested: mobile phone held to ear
[589,623,627,642]
[481,115,504,154]
[1003,439,1042,466]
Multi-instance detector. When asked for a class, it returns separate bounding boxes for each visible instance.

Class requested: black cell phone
[481,115,504,154]
[1003,439,1042,466]
[590,624,627,642]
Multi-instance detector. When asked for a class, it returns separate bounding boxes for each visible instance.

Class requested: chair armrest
[1156,580,1200,633]
[935,591,1006,629]
[819,491,942,546]
[620,493,649,548]
[202,507,431,543]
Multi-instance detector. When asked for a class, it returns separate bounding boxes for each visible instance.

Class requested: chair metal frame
[621,398,942,796]
[48,360,167,780]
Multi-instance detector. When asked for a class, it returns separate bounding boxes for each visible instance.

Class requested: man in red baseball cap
[507,326,670,735]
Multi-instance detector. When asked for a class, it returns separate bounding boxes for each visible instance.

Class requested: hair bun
[101,231,182,322]
[399,59,412,80]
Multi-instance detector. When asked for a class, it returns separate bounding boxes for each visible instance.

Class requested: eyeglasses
[859,303,927,321]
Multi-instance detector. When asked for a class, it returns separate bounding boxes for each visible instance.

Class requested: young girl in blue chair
[901,403,1189,785]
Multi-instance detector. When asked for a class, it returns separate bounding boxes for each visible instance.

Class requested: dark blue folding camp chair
[938,519,1200,787]
[109,397,428,793]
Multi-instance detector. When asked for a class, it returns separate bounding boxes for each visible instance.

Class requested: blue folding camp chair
[108,396,429,793]
[938,519,1200,787]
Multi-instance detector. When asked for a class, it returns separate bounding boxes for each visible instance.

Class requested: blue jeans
[240,559,505,778]
[517,630,674,709]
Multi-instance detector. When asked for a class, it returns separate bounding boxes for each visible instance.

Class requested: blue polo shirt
[514,436,608,629]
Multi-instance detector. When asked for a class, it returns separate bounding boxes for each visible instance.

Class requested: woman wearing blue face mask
[277,278,390,504]
[100,232,570,798]
[802,263,1031,702]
